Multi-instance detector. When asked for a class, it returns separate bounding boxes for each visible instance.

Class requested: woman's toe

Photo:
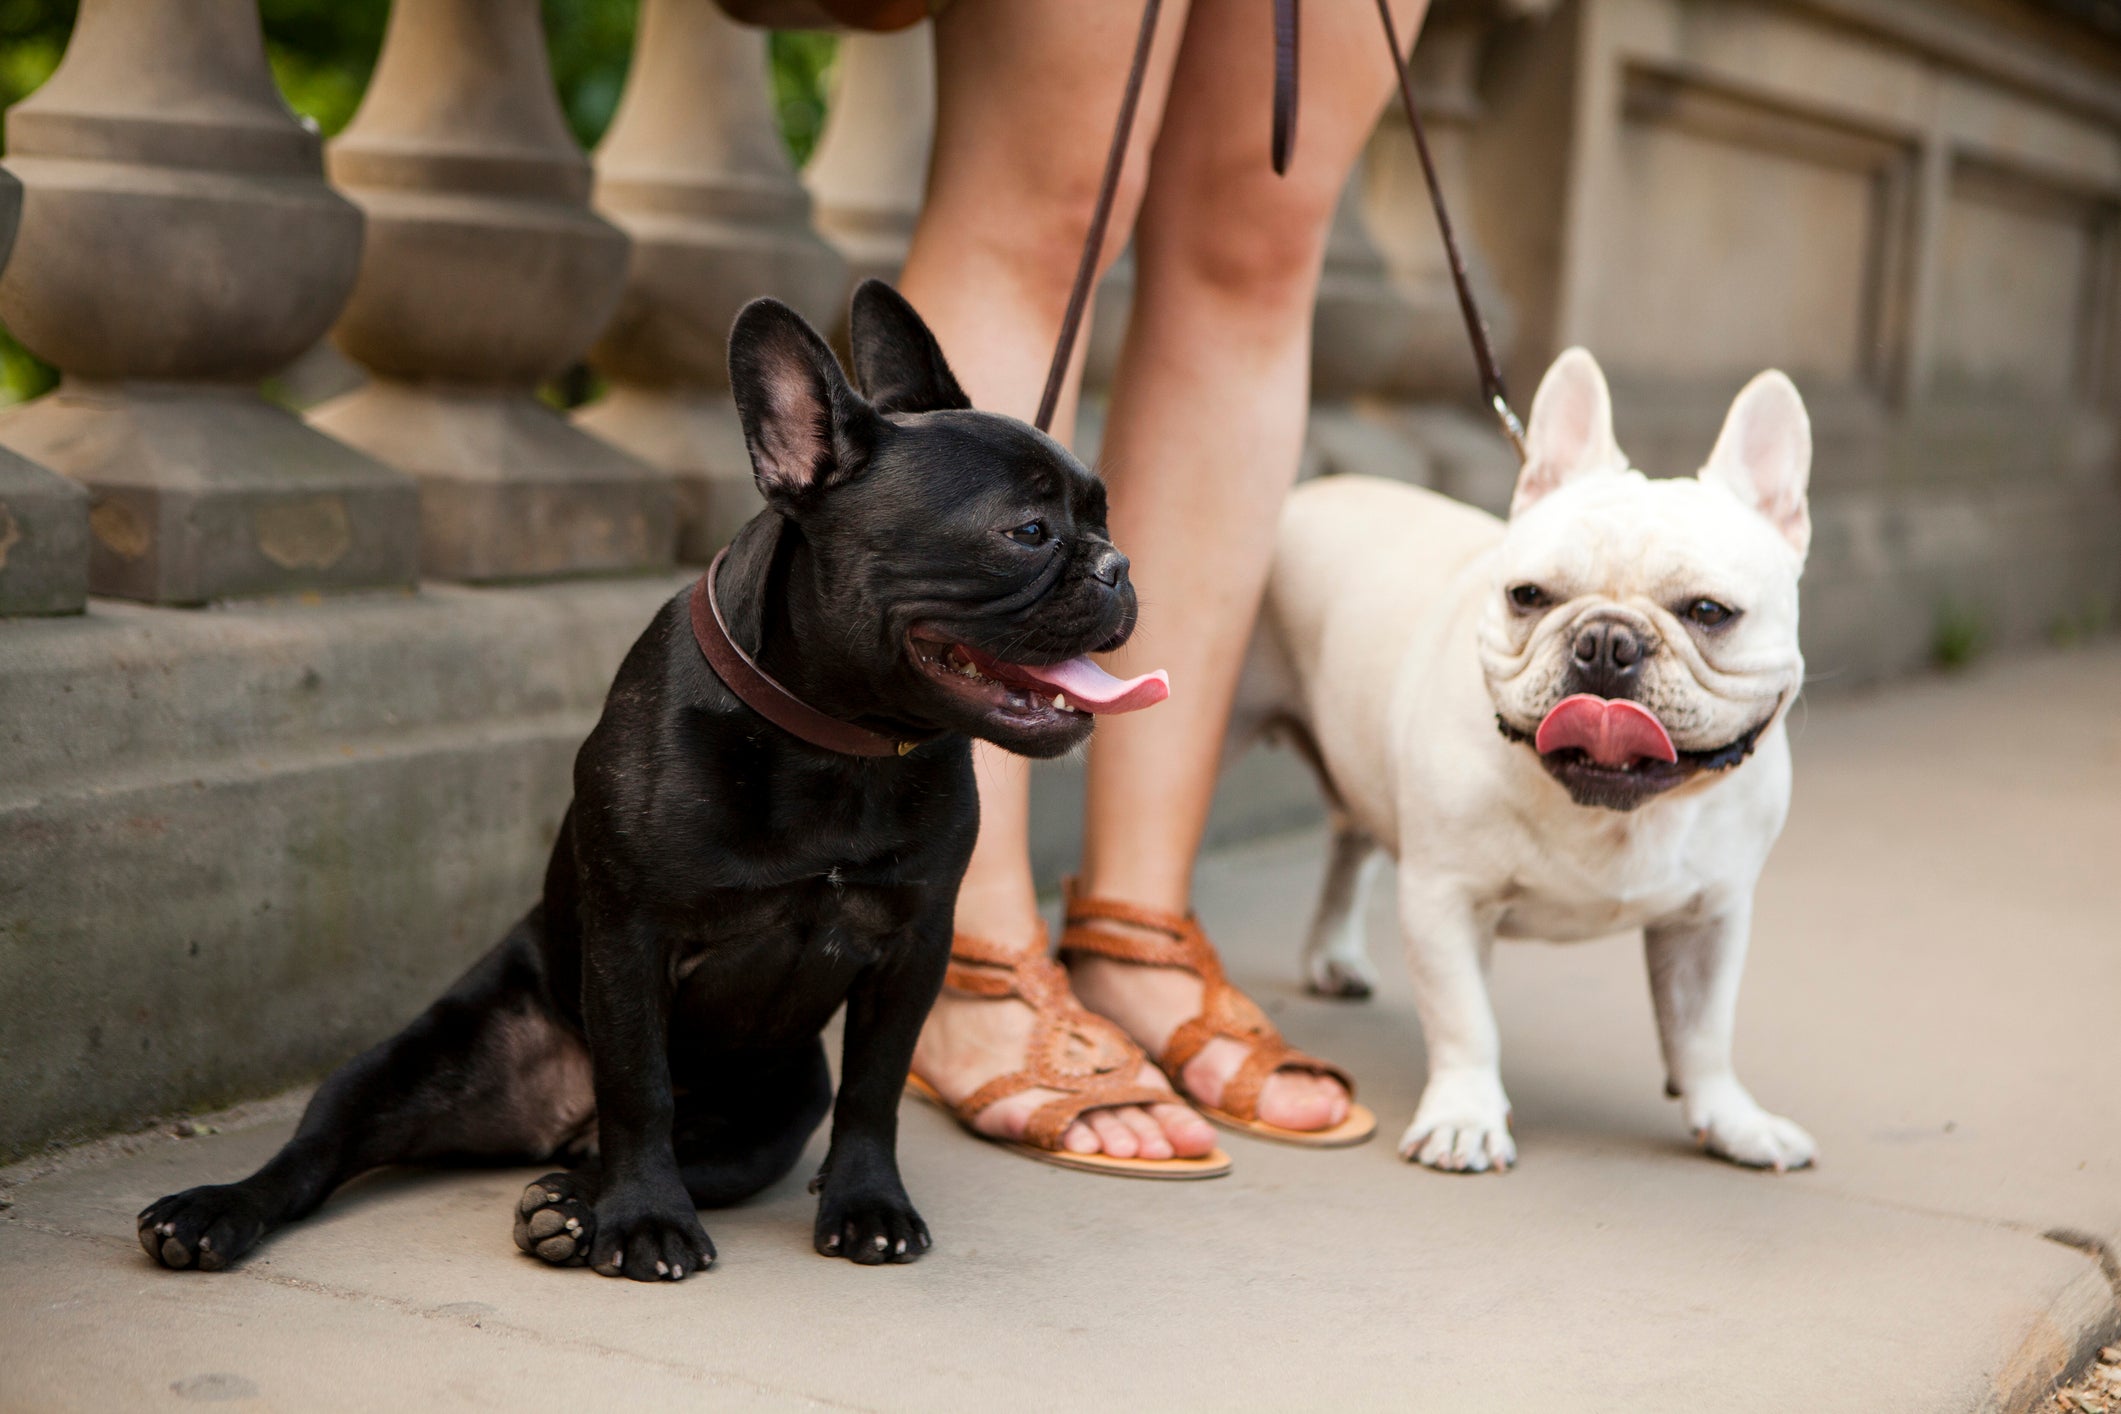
[1258,1071,1346,1131]
[1086,1109,1140,1158]
[1062,1119,1102,1154]
[1115,1106,1173,1160]
[1150,1102,1219,1157]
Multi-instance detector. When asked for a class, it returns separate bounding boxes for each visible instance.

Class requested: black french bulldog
[137,281,1165,1280]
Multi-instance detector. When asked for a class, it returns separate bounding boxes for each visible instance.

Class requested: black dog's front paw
[138,1184,270,1272]
[814,1182,931,1265]
[586,1181,714,1282]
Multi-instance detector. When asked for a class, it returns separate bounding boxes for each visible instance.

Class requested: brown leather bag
[713,0,931,31]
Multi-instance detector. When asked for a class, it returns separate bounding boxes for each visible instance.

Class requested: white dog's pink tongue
[1534,694,1677,766]
[1008,656,1169,715]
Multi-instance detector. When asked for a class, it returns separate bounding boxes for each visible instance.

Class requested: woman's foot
[912,950,1218,1161]
[1066,914,1353,1133]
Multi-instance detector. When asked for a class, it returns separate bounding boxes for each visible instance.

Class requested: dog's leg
[1396,875,1516,1173]
[1302,818,1386,999]
[811,909,949,1265]
[141,913,584,1271]
[1645,908,1815,1171]
[569,902,716,1281]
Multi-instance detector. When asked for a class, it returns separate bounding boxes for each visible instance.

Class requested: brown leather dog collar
[690,547,929,758]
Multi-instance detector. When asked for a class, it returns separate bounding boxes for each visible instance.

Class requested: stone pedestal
[312,0,672,582]
[0,0,417,605]
[0,163,89,618]
[577,0,847,562]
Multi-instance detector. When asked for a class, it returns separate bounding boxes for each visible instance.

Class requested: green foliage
[2046,596,2114,648]
[771,31,838,167]
[1931,598,1991,672]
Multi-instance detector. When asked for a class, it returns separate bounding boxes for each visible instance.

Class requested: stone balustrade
[0,0,2112,669]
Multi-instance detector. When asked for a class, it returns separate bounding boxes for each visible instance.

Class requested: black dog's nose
[1090,546,1129,588]
[1571,620,1645,696]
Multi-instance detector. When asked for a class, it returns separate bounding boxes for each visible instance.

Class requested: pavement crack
[2045,1228,2121,1301]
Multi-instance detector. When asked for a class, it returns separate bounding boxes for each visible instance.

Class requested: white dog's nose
[1572,619,1645,694]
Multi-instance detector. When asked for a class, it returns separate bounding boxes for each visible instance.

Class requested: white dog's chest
[1493,872,1703,942]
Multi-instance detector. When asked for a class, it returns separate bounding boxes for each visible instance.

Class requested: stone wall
[1,0,2115,1158]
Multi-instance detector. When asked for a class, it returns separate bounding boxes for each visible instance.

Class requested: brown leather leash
[1036,0,1526,458]
[696,1,1527,758]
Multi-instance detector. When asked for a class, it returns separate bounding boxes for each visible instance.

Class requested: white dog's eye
[1507,584,1550,613]
[1684,598,1738,629]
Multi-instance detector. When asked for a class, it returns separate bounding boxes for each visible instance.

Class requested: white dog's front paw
[1686,1083,1816,1172]
[1399,1071,1516,1173]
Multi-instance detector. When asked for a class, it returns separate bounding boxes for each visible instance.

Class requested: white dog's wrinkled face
[1478,349,1811,811]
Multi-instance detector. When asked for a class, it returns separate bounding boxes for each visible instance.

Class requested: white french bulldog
[1247,347,1816,1174]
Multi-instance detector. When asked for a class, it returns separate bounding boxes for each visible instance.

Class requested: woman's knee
[920,155,1149,309]
[1136,154,1347,308]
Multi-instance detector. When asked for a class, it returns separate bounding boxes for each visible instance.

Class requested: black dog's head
[726,280,1165,759]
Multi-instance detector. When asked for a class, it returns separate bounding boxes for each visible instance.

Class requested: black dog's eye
[1003,520,1047,546]
[1507,584,1550,612]
[1684,598,1738,629]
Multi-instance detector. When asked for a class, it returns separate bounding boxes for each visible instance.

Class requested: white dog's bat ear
[1512,347,1628,517]
[1700,370,1812,558]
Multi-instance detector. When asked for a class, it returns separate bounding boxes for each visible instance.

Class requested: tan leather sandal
[1059,885,1376,1148]
[905,928,1233,1180]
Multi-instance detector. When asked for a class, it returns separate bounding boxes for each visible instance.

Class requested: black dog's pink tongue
[1007,656,1169,714]
[1534,694,1677,766]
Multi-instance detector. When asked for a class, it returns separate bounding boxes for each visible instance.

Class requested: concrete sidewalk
[3,645,2118,1412]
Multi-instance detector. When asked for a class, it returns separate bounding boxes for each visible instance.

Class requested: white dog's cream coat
[1249,349,1816,1173]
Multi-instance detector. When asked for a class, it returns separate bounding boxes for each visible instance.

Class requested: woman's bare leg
[898,0,1215,1160]
[1066,0,1431,1130]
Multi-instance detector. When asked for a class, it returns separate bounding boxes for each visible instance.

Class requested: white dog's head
[1479,348,1810,811]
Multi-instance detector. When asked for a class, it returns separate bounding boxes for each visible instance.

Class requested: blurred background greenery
[0,0,840,406]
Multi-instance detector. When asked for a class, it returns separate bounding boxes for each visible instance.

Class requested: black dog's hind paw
[514,1173,596,1266]
[138,1185,269,1272]
[814,1187,931,1265]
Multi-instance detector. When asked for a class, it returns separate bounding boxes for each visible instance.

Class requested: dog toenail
[824,1234,840,1251]
[546,1191,561,1203]
[565,1218,581,1233]
[894,1239,906,1254]
[655,1260,668,1275]
[873,1235,888,1250]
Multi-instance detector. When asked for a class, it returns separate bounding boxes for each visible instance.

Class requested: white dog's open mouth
[1533,694,1677,771]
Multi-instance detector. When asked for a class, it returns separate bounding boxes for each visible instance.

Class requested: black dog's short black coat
[137,282,1138,1280]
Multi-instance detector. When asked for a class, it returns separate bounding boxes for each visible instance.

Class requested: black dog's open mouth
[908,633,1168,728]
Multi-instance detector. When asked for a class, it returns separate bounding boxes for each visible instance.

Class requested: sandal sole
[1196,1100,1377,1149]
[905,1076,1233,1180]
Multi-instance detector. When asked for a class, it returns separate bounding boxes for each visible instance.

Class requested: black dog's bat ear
[727,297,874,504]
[848,279,973,417]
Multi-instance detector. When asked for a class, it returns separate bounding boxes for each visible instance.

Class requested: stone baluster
[0,167,89,616]
[311,0,672,581]
[0,0,418,605]
[805,26,935,291]
[577,0,848,561]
